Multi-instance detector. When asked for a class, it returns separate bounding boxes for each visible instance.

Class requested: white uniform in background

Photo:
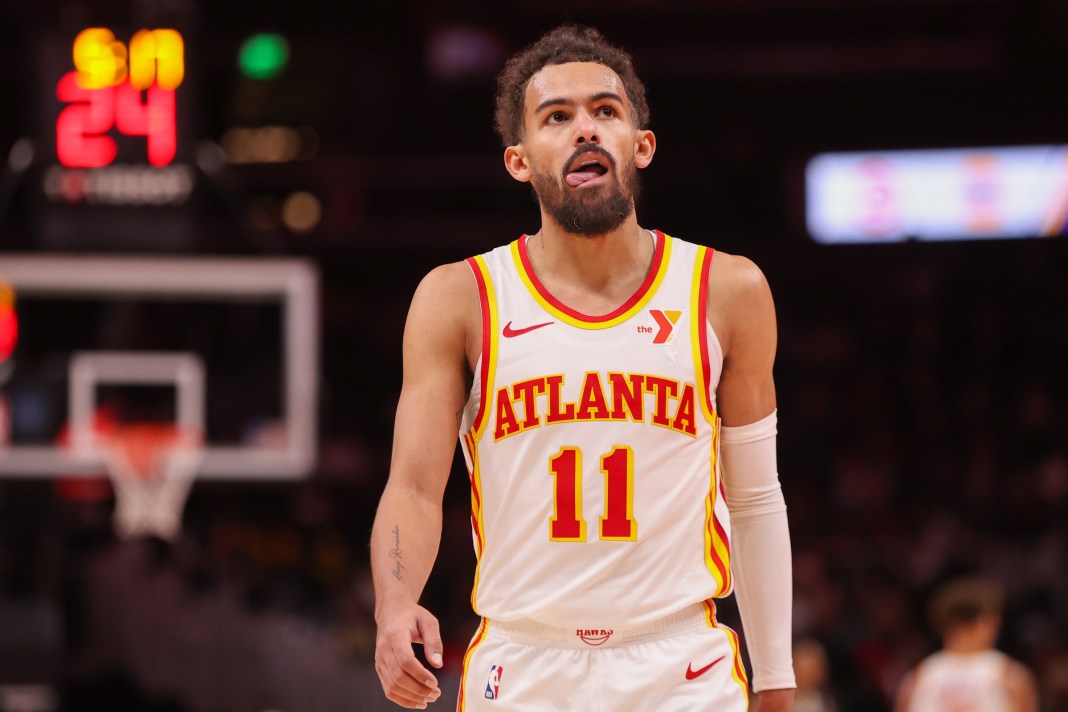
[904,650,1015,712]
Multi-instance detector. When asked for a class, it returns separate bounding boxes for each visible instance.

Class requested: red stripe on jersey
[465,433,484,557]
[704,416,731,593]
[723,624,751,699]
[466,257,492,435]
[705,515,729,590]
[702,599,718,627]
[457,618,490,711]
[696,247,716,416]
[712,510,733,593]
[516,230,667,323]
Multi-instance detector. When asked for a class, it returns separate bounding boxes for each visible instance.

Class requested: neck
[943,628,996,654]
[530,212,651,288]
[524,212,654,315]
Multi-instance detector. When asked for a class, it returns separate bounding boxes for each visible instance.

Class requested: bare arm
[1006,660,1038,712]
[710,252,777,425]
[709,253,794,712]
[894,671,916,712]
[371,262,477,709]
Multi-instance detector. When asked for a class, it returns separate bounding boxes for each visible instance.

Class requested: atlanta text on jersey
[493,371,698,441]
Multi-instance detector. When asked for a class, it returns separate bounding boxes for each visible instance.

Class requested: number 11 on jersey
[549,446,638,542]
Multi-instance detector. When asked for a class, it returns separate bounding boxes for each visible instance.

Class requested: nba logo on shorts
[484,664,503,700]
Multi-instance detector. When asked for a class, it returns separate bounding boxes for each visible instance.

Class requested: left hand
[752,688,795,712]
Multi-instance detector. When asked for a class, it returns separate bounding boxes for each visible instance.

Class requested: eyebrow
[533,91,625,115]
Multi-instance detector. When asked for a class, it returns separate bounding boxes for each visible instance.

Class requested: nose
[574,110,599,145]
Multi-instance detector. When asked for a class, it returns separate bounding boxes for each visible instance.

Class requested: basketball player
[372,25,795,711]
[894,577,1037,712]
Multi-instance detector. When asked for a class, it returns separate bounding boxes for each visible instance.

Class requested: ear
[633,129,656,170]
[504,145,532,183]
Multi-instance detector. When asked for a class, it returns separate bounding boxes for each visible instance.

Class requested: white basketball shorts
[456,602,750,711]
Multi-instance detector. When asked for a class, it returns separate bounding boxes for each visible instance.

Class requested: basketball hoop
[100,422,203,541]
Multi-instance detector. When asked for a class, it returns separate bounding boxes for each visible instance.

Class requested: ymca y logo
[637,309,681,344]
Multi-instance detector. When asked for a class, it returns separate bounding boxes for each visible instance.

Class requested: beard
[529,147,641,237]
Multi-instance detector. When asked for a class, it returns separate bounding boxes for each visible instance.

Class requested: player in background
[793,638,838,712]
[894,577,1038,712]
[371,24,795,711]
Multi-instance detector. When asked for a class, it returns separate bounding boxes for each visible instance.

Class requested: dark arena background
[1,1,1067,710]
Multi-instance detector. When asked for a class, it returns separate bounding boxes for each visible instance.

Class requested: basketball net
[100,423,203,541]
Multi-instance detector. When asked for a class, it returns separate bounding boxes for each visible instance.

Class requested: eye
[597,106,616,118]
[547,111,567,124]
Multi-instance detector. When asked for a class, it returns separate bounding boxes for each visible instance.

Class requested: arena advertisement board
[805,145,1068,243]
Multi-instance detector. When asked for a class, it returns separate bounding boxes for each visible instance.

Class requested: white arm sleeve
[720,409,796,692]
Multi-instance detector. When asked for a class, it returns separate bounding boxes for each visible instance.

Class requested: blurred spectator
[794,638,839,712]
[893,577,1038,712]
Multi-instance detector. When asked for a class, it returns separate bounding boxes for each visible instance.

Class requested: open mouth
[566,153,611,187]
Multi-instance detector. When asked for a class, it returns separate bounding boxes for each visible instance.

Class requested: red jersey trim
[696,247,716,418]
[457,618,490,711]
[513,229,669,328]
[465,256,494,437]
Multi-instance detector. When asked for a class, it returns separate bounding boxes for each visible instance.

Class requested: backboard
[0,255,318,480]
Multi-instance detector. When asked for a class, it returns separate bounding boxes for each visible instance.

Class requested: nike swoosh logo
[685,655,726,680]
[502,320,554,338]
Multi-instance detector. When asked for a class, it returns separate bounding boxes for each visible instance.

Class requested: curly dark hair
[494,24,650,147]
[927,577,1004,636]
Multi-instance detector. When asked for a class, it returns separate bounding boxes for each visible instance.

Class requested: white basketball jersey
[459,231,731,630]
[906,650,1014,712]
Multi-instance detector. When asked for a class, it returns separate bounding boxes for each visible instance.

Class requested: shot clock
[56,28,184,169]
[35,25,198,250]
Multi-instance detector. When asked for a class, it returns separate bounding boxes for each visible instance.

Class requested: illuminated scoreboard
[37,26,198,249]
[57,28,183,168]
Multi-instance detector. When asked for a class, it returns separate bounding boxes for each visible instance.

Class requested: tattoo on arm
[389,525,406,583]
